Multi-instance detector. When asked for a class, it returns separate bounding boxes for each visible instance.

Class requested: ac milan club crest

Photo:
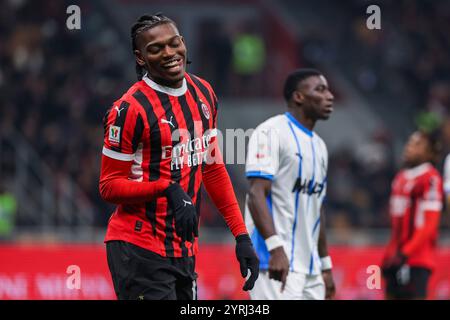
[201,102,210,120]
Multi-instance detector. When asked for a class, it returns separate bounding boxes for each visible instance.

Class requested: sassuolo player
[245,69,336,300]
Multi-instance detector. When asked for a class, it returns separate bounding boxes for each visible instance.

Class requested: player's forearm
[99,154,170,204]
[247,183,277,240]
[202,161,248,237]
[99,178,169,204]
[402,212,440,256]
[318,208,329,257]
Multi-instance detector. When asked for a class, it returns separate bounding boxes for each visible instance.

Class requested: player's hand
[164,182,198,243]
[235,234,259,291]
[382,251,407,275]
[268,246,290,292]
[322,269,336,299]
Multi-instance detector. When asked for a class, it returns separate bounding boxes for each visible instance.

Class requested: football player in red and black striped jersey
[99,14,259,300]
[382,130,443,299]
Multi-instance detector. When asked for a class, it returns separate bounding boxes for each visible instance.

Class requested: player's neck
[145,73,184,89]
[403,160,430,169]
[287,108,316,131]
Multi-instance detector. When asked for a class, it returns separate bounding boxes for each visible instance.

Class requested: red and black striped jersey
[101,73,224,258]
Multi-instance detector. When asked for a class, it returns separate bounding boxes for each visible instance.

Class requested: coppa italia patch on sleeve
[109,125,121,144]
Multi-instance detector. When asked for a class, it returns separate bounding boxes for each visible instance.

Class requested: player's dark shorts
[106,240,198,300]
[383,266,431,299]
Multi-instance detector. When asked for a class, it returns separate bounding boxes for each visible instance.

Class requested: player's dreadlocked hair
[131,13,176,80]
[419,128,443,165]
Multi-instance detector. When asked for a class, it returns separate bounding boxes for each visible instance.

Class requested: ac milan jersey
[387,162,443,269]
[102,73,218,258]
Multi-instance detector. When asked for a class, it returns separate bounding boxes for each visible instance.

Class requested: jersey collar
[404,162,432,180]
[285,112,313,137]
[142,73,187,97]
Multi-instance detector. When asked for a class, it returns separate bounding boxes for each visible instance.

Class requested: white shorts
[250,270,325,300]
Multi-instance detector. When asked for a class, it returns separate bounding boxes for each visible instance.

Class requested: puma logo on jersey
[161,116,175,128]
[114,105,125,117]
[183,199,192,206]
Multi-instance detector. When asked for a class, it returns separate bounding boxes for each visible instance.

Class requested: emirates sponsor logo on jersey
[108,126,121,144]
[163,129,218,170]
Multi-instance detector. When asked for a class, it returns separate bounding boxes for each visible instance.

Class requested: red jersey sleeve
[202,150,248,238]
[200,87,247,238]
[99,100,170,205]
[103,100,143,160]
[99,155,170,204]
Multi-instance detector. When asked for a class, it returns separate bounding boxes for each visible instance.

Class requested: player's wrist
[269,246,286,257]
[320,256,333,271]
[161,180,175,193]
[394,250,408,265]
[265,235,283,252]
[163,181,180,196]
[235,233,251,243]
[397,250,408,258]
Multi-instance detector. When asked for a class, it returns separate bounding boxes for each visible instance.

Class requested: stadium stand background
[0,0,449,299]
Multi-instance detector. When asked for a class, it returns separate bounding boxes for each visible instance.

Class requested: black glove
[382,251,407,275]
[235,234,259,291]
[164,183,198,243]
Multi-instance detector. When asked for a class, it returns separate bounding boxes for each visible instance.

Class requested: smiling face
[293,75,334,120]
[134,22,187,88]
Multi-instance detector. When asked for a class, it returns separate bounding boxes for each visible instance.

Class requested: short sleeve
[102,100,144,161]
[245,124,280,180]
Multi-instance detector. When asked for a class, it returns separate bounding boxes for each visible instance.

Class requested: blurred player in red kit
[382,130,443,300]
[98,14,258,300]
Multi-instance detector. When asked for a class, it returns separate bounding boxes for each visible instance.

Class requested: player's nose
[161,45,176,59]
[326,90,334,102]
[404,142,413,154]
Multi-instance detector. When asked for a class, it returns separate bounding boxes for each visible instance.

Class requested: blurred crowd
[0,0,449,236]
[343,1,450,102]
[297,0,450,113]
[293,0,450,231]
[0,0,124,226]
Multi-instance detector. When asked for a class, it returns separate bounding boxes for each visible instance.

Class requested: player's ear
[179,36,188,53]
[292,91,304,105]
[178,37,191,65]
[134,50,146,67]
